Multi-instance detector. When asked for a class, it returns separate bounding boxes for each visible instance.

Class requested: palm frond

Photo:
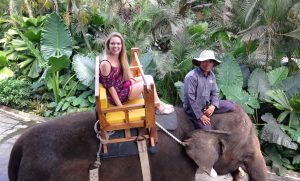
[242,0,260,25]
[240,25,266,42]
[283,28,300,41]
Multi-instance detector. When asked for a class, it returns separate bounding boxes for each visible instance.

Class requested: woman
[99,32,174,114]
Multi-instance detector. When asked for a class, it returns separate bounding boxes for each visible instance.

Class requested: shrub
[0,78,32,110]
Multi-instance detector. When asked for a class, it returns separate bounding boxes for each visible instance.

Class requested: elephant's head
[183,130,231,175]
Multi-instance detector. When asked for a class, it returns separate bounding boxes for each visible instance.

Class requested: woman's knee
[145,75,154,84]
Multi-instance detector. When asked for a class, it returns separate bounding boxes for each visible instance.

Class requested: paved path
[1,106,300,181]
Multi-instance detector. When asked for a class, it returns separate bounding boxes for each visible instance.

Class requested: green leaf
[278,111,290,123]
[261,114,298,150]
[276,73,300,98]
[48,55,70,72]
[221,86,259,114]
[27,60,41,78]
[15,29,44,66]
[216,54,243,90]
[280,125,300,144]
[0,51,8,67]
[41,12,72,60]
[55,101,64,112]
[248,68,270,100]
[91,14,104,27]
[72,54,95,87]
[174,81,184,102]
[140,52,156,77]
[292,155,300,165]
[266,90,292,110]
[18,59,33,69]
[267,67,288,87]
[290,94,300,113]
[0,67,14,80]
[88,96,95,104]
[47,102,57,108]
[24,27,42,42]
[62,102,70,111]
[283,28,300,41]
[73,97,84,106]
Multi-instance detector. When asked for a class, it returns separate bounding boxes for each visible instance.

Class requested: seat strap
[137,139,151,181]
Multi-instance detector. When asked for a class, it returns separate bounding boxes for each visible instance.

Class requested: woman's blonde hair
[105,32,132,80]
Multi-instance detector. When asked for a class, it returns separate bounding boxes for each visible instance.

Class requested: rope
[155,122,186,147]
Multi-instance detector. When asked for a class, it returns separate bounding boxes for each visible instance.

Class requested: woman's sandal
[156,103,174,115]
[156,101,174,108]
[161,102,174,108]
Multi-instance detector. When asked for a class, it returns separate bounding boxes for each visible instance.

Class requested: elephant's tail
[8,140,23,181]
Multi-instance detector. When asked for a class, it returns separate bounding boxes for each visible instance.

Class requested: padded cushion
[99,85,108,108]
[106,98,145,124]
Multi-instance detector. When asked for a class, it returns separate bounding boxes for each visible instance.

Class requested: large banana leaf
[216,54,243,90]
[41,12,72,60]
[260,113,298,150]
[72,54,95,87]
[248,68,270,100]
[267,67,288,87]
[275,73,300,98]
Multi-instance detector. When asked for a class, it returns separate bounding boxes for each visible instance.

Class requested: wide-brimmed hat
[192,50,221,66]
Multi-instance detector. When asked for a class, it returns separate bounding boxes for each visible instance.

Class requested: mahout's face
[199,59,215,73]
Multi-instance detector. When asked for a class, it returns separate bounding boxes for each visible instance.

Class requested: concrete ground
[1,105,300,181]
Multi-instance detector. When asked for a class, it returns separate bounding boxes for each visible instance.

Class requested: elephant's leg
[244,155,268,181]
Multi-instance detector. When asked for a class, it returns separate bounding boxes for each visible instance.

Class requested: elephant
[8,105,267,181]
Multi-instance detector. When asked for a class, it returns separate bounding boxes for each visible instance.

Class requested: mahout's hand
[200,115,211,125]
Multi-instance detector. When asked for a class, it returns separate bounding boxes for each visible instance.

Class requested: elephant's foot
[231,167,246,181]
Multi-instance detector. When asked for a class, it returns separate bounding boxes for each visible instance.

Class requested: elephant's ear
[184,130,221,174]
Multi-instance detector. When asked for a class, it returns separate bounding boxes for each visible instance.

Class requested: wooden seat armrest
[130,66,142,70]
[101,103,145,113]
[95,56,100,97]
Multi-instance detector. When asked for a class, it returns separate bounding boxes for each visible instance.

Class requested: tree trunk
[24,0,33,17]
[9,0,16,16]
[52,0,59,13]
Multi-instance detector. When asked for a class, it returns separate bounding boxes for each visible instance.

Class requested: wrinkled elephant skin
[8,105,267,181]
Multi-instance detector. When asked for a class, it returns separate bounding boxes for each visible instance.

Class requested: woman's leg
[129,76,160,103]
[128,75,174,114]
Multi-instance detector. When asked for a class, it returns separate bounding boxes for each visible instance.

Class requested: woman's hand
[204,105,215,117]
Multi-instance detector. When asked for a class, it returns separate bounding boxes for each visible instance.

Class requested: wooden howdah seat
[95,48,158,153]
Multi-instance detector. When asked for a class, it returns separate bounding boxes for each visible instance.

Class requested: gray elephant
[8,105,267,181]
